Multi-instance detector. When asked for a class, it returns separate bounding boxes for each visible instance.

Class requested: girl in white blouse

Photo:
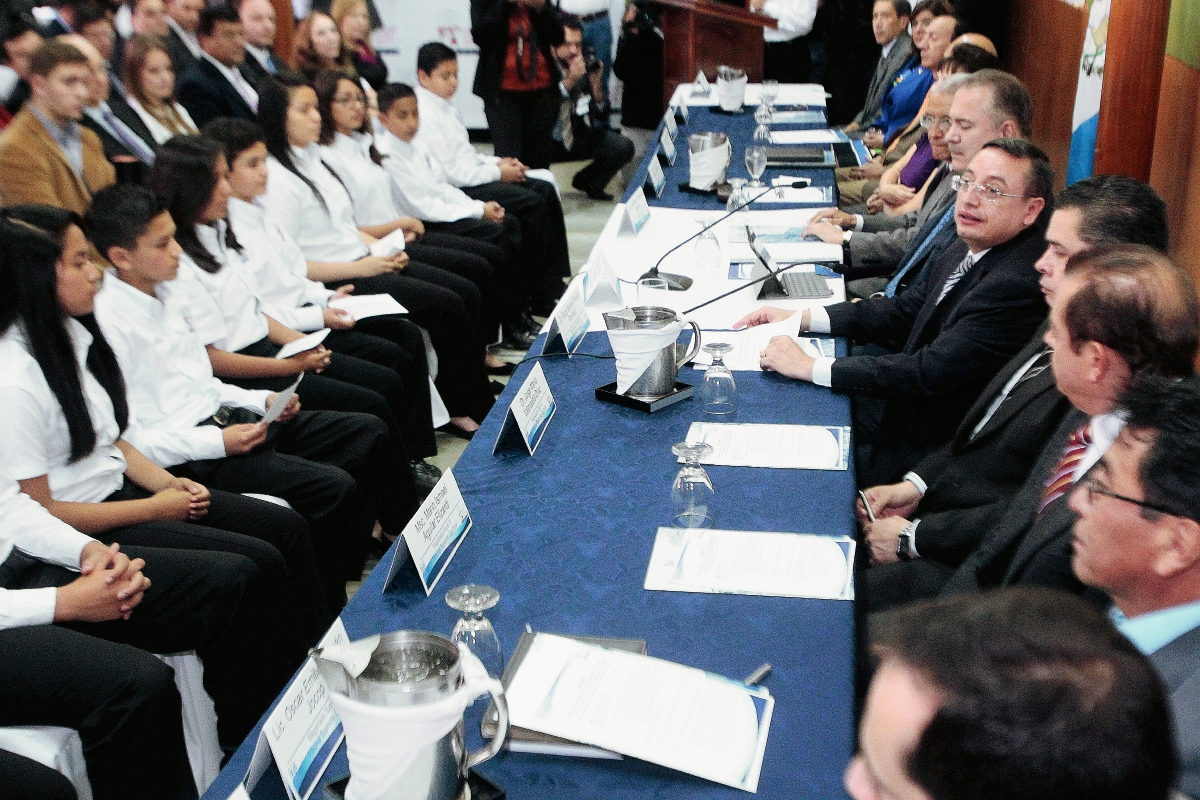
[121,34,199,144]
[0,204,322,664]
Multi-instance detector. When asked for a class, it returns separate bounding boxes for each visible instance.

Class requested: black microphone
[639,180,813,291]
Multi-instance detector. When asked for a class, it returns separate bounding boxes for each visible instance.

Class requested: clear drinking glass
[638,276,670,305]
[671,442,715,528]
[700,343,736,414]
[726,177,748,214]
[745,145,768,188]
[694,220,722,273]
[445,583,504,677]
[761,79,779,114]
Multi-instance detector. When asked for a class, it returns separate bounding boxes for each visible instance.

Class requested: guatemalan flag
[1067,0,1111,184]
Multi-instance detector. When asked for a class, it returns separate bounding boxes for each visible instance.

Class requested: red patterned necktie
[1037,423,1092,516]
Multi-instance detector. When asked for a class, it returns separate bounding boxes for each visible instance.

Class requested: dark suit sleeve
[913,500,1008,566]
[825,263,931,351]
[176,78,225,131]
[530,3,564,48]
[828,269,1046,401]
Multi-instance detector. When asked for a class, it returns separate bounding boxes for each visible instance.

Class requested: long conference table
[203,83,858,800]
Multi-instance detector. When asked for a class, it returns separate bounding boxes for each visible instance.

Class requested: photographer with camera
[550,14,634,201]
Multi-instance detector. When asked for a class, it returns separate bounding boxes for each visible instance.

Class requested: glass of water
[745,145,768,188]
[638,276,670,306]
[699,343,736,414]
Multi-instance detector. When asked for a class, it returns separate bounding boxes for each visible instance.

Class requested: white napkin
[716,75,748,112]
[331,643,501,800]
[607,321,686,395]
[689,140,731,190]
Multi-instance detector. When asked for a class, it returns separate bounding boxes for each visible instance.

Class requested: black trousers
[324,275,496,422]
[412,232,522,334]
[0,749,78,800]
[172,410,417,610]
[551,128,636,196]
[0,544,285,786]
[425,216,528,320]
[764,36,812,84]
[484,87,560,169]
[462,179,570,306]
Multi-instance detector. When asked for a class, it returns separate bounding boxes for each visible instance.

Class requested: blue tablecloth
[203,331,857,800]
[622,106,837,211]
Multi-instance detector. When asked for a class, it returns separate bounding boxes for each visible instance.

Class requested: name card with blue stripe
[387,470,473,596]
[493,362,556,457]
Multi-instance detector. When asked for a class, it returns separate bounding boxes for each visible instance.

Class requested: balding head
[949,32,996,56]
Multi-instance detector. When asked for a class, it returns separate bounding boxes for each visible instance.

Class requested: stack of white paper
[684,422,850,470]
[692,322,835,371]
[328,293,407,320]
[769,129,843,145]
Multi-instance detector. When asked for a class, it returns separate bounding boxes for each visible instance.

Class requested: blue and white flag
[1067,0,1110,184]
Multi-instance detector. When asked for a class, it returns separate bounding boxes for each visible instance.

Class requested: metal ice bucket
[603,306,702,400]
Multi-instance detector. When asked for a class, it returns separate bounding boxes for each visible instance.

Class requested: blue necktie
[884,203,956,297]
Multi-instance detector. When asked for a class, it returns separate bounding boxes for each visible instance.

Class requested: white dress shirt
[262,145,370,262]
[228,196,334,332]
[319,132,404,228]
[761,0,818,42]
[202,52,257,110]
[94,271,270,468]
[374,128,486,223]
[0,320,128,503]
[172,222,271,352]
[124,96,197,144]
[0,475,96,630]
[413,85,501,188]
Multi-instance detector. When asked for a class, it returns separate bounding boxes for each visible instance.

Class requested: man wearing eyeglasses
[737,138,1050,488]
[1069,372,1200,797]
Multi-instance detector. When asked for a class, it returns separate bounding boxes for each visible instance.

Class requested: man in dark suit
[68,33,155,181]
[936,246,1199,600]
[238,0,287,89]
[857,175,1171,611]
[739,139,1052,487]
[176,4,256,129]
[1067,373,1200,798]
[163,0,203,75]
[845,0,912,132]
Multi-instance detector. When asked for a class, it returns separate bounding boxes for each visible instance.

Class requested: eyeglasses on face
[919,115,952,131]
[1079,477,1180,517]
[951,174,1029,203]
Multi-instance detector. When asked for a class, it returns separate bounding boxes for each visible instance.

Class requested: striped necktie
[884,202,955,297]
[936,251,974,304]
[1037,423,1092,516]
[100,107,156,165]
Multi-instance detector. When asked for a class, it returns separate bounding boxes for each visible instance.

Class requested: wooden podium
[653,0,776,107]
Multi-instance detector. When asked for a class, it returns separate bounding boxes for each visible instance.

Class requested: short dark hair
[940,42,1000,73]
[1063,245,1200,379]
[873,587,1176,800]
[910,0,954,18]
[886,0,912,18]
[416,41,455,76]
[957,69,1034,138]
[70,1,112,32]
[85,183,171,261]
[202,116,266,166]
[560,13,583,33]
[1056,175,1169,253]
[978,137,1053,203]
[377,82,415,115]
[1,10,40,47]
[198,3,240,37]
[1118,373,1200,523]
[28,39,87,77]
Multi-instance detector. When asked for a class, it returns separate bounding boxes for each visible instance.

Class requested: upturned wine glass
[745,145,767,188]
[700,343,736,414]
[671,441,715,528]
[445,584,504,677]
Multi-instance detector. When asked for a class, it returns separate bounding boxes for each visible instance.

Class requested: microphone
[682,261,802,315]
[639,180,814,291]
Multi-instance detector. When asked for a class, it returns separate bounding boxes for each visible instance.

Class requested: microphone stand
[639,182,810,291]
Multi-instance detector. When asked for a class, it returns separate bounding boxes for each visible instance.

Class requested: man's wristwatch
[896,522,918,561]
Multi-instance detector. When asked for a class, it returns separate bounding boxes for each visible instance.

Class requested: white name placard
[620,188,651,236]
[493,362,556,457]
[262,659,344,800]
[387,470,473,595]
[663,109,677,138]
[658,128,677,166]
[692,70,711,97]
[646,156,666,197]
[542,277,589,356]
[582,248,621,307]
[675,103,689,124]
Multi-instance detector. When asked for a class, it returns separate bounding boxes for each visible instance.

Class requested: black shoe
[572,173,614,201]
[487,360,516,375]
[437,423,476,441]
[490,379,507,394]
[410,459,442,496]
[500,323,537,350]
[518,312,542,335]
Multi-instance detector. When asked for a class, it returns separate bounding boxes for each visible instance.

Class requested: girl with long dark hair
[257,72,496,433]
[0,206,324,664]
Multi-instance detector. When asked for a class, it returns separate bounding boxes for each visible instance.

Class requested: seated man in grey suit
[848,587,1177,800]
[844,0,911,133]
[1069,374,1200,799]
[807,70,1032,291]
[857,176,1170,611]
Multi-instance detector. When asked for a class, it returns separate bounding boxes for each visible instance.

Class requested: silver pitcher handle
[466,681,508,768]
[677,319,702,369]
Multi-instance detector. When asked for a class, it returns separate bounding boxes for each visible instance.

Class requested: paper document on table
[692,323,834,371]
[685,422,850,470]
[645,527,855,600]
[770,129,843,145]
[261,374,302,424]
[751,186,833,205]
[504,634,773,792]
[769,109,826,125]
[274,328,330,360]
[328,293,407,319]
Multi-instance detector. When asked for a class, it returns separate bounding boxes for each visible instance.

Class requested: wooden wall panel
[1150,56,1200,294]
[1005,0,1087,190]
[271,0,296,65]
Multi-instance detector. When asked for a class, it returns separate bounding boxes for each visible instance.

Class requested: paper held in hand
[261,373,303,424]
[368,228,407,257]
[645,527,855,600]
[384,469,473,596]
[684,422,851,470]
[504,633,773,792]
[274,328,330,360]
[328,293,407,320]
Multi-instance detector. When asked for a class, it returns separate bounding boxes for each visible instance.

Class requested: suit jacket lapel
[25,112,91,199]
[952,324,1049,447]
[1150,624,1200,691]
[203,59,253,116]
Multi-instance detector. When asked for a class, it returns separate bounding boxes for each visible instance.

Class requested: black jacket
[176,57,256,130]
[612,19,663,129]
[239,47,290,89]
[827,220,1049,485]
[470,0,563,104]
